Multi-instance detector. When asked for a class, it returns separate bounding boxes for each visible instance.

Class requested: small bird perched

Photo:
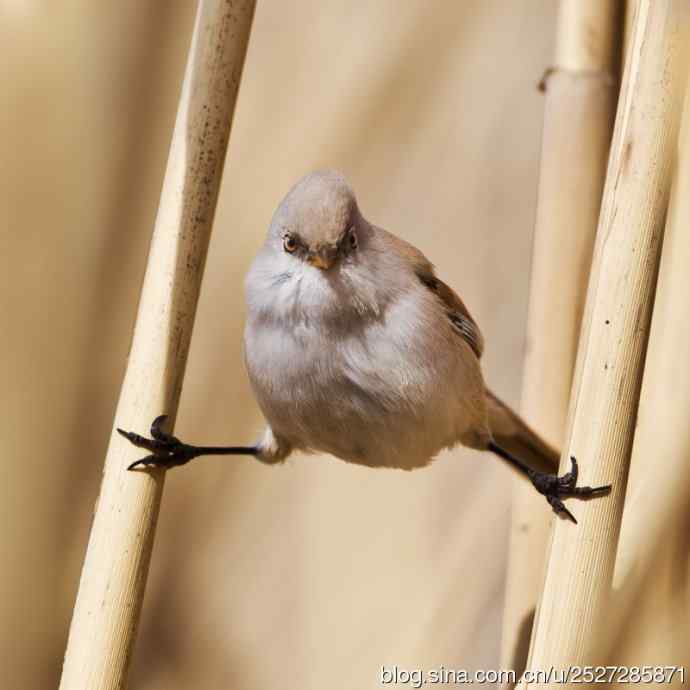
[119,170,610,522]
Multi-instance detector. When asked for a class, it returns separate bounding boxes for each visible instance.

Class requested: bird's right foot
[118,415,200,470]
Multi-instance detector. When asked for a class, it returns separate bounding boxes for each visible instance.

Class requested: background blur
[3,2,685,690]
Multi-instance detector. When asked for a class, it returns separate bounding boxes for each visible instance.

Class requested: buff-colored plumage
[243,170,559,472]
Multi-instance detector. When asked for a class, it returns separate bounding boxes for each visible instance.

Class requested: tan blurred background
[3,1,645,688]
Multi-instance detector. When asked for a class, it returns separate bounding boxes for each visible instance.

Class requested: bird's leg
[487,442,611,524]
[118,415,258,471]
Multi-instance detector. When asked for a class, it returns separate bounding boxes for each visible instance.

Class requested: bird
[118,170,610,523]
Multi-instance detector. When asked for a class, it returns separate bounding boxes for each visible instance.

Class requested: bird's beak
[307,252,335,270]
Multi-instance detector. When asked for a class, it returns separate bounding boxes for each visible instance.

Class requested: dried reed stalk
[59,2,255,688]
[520,1,687,684]
[607,67,690,661]
[500,0,620,674]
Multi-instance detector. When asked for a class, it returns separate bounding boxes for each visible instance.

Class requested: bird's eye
[348,228,358,250]
[283,235,297,253]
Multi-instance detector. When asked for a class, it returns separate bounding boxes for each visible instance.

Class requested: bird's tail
[485,389,560,474]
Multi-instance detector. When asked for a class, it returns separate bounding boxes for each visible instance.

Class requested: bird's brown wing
[379,228,484,358]
[381,228,558,471]
[424,276,484,359]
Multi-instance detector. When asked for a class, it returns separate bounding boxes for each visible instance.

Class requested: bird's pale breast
[244,282,489,469]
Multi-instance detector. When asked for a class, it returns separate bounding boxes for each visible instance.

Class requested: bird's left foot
[529,456,611,524]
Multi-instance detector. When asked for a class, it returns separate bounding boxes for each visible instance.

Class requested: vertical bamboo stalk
[500,0,620,674]
[59,2,255,688]
[520,1,687,684]
[607,73,690,661]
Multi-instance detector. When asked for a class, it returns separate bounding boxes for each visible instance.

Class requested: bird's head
[268,170,362,271]
[247,170,404,325]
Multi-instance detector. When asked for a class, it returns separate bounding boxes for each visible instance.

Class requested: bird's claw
[529,456,612,524]
[117,415,199,471]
